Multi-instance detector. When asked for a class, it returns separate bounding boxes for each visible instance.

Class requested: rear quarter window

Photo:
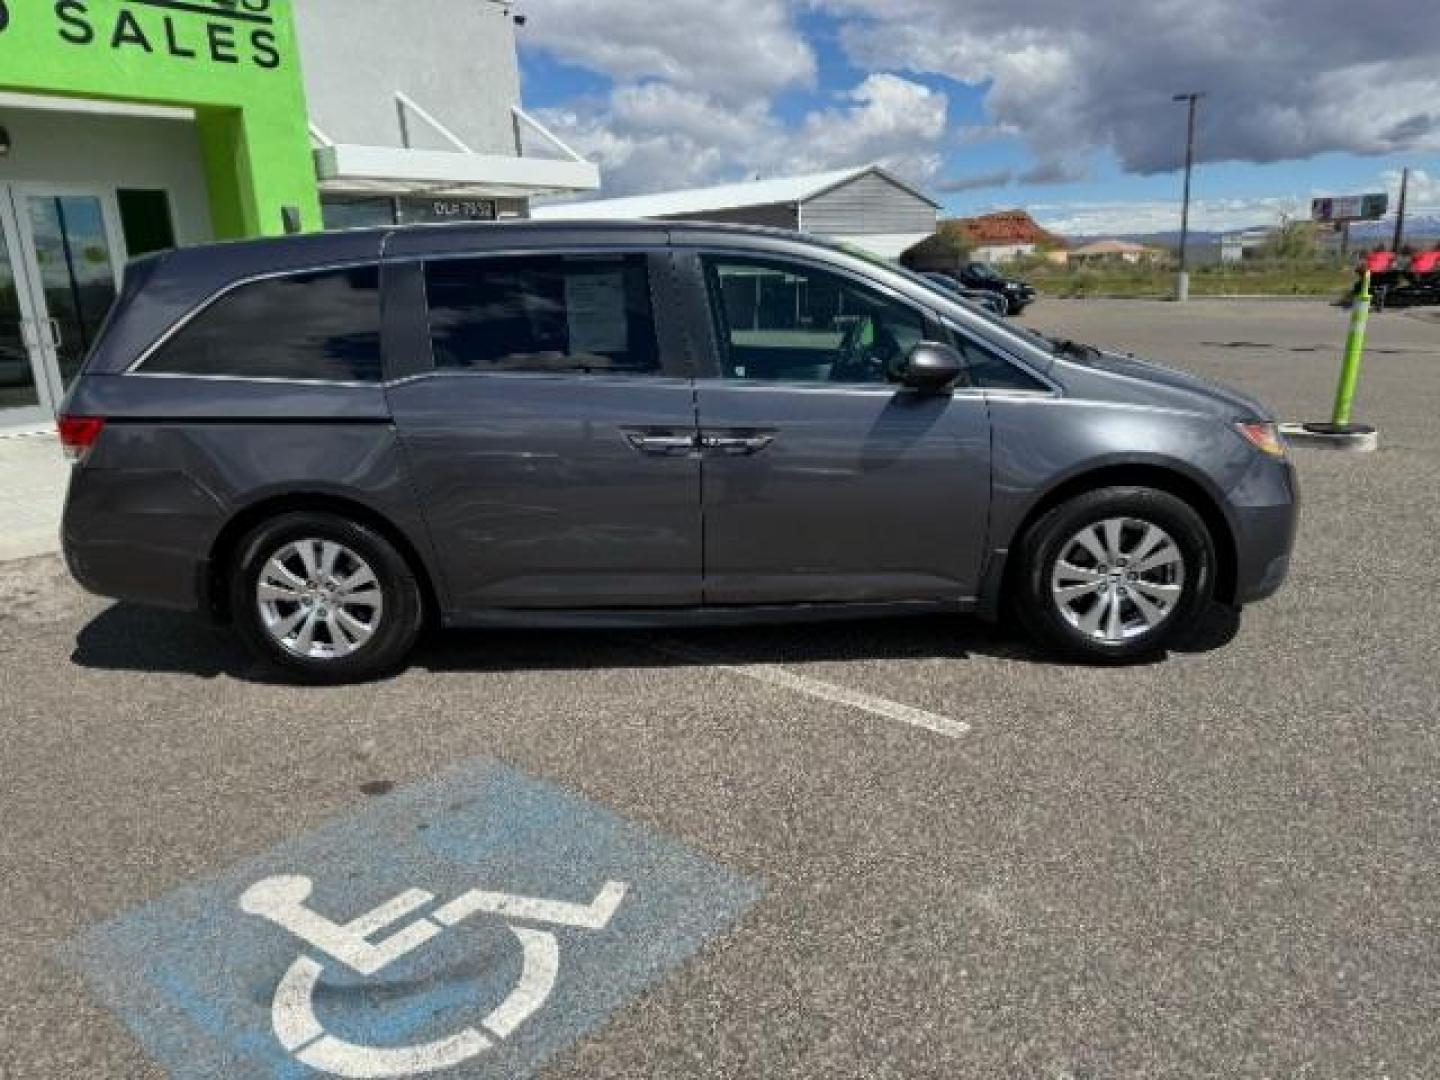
[142,265,382,383]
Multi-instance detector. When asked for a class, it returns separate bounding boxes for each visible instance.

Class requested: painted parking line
[67,760,761,1079]
[647,640,970,739]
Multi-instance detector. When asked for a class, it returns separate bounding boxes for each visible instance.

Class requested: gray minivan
[58,221,1297,682]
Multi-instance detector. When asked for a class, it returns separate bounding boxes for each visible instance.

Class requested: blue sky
[515,0,1440,235]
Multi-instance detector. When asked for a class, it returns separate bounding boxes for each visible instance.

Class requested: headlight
[1236,421,1287,459]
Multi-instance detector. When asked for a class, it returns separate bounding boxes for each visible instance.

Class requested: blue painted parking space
[67,760,761,1079]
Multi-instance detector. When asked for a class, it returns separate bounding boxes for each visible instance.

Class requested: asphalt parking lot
[3,299,1439,1079]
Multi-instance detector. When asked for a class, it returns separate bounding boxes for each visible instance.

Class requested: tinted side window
[424,254,659,374]
[145,266,381,382]
[703,257,926,385]
[948,330,1050,392]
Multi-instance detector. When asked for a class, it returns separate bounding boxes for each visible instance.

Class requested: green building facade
[0,0,322,427]
[0,0,320,238]
[0,0,599,431]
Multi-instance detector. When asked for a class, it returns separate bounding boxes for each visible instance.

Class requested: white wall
[828,232,935,261]
[294,0,522,155]
[801,172,937,236]
[0,106,212,247]
[972,244,1036,264]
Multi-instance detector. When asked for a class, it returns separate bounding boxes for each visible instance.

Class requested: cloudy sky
[515,0,1440,235]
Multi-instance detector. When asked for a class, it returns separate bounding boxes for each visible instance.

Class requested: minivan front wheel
[231,512,423,682]
[1015,487,1215,661]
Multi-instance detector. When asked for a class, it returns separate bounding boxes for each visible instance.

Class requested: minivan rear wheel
[1015,486,1215,662]
[230,512,423,683]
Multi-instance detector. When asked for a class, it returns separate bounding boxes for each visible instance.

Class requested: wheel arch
[990,462,1239,610]
[205,492,442,625]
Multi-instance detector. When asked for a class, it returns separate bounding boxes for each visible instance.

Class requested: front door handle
[699,430,777,456]
[620,427,698,457]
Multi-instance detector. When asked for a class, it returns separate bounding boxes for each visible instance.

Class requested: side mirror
[901,341,964,392]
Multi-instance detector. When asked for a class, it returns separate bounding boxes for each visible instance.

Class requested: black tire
[230,511,423,683]
[1013,486,1215,663]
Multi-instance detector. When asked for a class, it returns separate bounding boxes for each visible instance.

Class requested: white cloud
[1027,196,1305,237]
[817,0,1440,175]
[1030,170,1440,240]
[533,84,772,194]
[521,1,952,196]
[522,0,1440,205]
[935,169,1016,194]
[952,123,1020,147]
[790,74,948,179]
[519,0,815,101]
[1384,168,1440,211]
[534,75,949,196]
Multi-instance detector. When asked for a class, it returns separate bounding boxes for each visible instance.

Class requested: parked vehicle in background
[921,272,1010,316]
[1372,247,1440,310]
[59,221,1296,682]
[956,261,1037,315]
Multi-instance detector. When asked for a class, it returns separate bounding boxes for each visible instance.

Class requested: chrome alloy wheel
[256,539,384,660]
[1049,517,1186,645]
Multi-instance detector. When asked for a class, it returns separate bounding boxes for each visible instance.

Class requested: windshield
[966,262,1003,282]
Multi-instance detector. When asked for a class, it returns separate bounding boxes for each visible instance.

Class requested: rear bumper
[63,530,209,613]
[62,467,221,613]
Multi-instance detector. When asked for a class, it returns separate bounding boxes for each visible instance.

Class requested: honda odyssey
[59,221,1297,682]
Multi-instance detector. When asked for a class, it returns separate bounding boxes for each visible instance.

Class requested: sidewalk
[0,432,67,561]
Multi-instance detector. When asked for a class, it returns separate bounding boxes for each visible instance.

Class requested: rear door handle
[699,430,777,456]
[620,427,698,457]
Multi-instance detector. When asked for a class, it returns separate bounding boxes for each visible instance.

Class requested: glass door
[12,185,125,409]
[0,191,52,430]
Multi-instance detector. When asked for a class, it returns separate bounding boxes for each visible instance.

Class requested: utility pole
[1172,92,1204,302]
[1391,166,1410,252]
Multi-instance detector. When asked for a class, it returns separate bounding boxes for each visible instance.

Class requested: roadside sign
[67,760,761,1079]
[1312,194,1388,223]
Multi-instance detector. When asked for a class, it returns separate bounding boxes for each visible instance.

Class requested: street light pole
[1391,166,1410,253]
[1173,92,1204,302]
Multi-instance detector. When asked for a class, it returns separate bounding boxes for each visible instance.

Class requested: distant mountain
[1346,216,1440,244]
[1065,230,1223,248]
[1067,218,1440,249]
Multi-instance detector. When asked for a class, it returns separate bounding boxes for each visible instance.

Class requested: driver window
[702,257,926,384]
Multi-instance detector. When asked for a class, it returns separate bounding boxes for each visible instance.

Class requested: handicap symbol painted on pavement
[241,874,626,1077]
[65,760,761,1079]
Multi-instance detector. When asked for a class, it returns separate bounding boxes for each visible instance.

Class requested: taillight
[57,415,105,462]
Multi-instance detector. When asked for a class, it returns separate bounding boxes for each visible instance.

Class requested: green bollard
[1327,271,1372,431]
[1296,271,1378,448]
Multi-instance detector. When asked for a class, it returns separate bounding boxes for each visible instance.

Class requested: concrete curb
[1280,422,1379,453]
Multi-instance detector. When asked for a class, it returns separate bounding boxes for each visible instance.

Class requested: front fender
[988,398,1250,547]
[974,396,1258,616]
